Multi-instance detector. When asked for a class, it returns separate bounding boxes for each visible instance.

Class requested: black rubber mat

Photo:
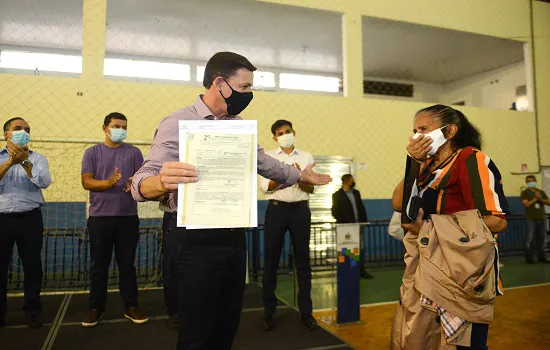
[4,294,64,326]
[242,283,283,309]
[53,320,175,349]
[0,326,51,350]
[62,289,166,323]
[233,308,347,350]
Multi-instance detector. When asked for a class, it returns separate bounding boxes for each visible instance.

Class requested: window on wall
[106,0,342,94]
[0,0,83,76]
[362,16,529,110]
[104,58,190,81]
[0,50,82,74]
[279,73,340,93]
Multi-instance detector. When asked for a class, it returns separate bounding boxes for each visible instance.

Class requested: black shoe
[167,314,179,329]
[526,259,535,264]
[26,314,42,329]
[82,309,103,328]
[538,257,550,263]
[361,270,374,279]
[261,314,274,331]
[301,314,319,331]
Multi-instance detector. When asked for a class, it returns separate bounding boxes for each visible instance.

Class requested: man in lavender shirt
[80,113,147,328]
[131,52,332,350]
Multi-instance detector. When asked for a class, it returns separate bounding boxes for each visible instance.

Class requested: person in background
[331,175,373,279]
[260,119,318,332]
[0,117,51,329]
[388,211,404,242]
[131,52,332,350]
[81,112,146,327]
[521,175,550,264]
[160,199,180,329]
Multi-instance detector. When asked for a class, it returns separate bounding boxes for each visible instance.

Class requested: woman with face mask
[391,105,510,350]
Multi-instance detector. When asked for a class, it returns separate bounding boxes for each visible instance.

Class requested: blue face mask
[527,181,537,188]
[108,128,127,143]
[11,130,30,146]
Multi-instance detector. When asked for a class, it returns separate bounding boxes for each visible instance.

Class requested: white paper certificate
[177,120,258,229]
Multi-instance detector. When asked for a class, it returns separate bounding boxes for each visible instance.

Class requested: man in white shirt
[260,120,318,332]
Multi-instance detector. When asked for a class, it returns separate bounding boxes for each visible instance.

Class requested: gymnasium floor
[276,256,550,350]
[2,256,548,350]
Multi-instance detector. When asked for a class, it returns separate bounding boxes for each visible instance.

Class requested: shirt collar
[194,95,239,120]
[276,147,299,156]
[1,147,33,154]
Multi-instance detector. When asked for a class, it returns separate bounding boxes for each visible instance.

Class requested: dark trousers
[262,201,312,316]
[162,212,180,316]
[457,323,489,350]
[174,223,247,350]
[0,208,43,318]
[87,215,140,311]
[525,220,547,260]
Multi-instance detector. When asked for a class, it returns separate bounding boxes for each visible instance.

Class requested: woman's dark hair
[416,104,482,150]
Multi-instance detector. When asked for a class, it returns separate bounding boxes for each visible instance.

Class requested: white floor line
[503,282,550,291]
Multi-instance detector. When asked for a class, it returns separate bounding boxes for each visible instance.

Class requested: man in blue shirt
[0,117,51,328]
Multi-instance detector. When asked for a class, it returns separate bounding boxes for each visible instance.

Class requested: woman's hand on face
[407,134,433,163]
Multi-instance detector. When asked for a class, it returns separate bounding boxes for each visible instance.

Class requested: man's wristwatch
[21,160,30,168]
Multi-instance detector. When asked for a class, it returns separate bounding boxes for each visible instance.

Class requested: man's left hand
[7,141,29,164]
[299,163,332,186]
[124,176,133,193]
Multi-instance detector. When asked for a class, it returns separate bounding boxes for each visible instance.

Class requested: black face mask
[220,79,253,116]
[350,182,356,189]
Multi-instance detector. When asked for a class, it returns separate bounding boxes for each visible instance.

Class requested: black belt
[0,207,40,217]
[269,200,308,208]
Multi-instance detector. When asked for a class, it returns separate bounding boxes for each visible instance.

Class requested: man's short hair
[203,52,257,89]
[270,120,293,135]
[342,174,353,184]
[103,112,127,127]
[526,175,536,182]
[3,117,25,132]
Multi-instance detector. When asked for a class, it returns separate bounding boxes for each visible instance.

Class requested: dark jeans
[0,208,43,318]
[525,219,547,260]
[262,201,312,316]
[175,224,246,350]
[162,212,180,316]
[87,215,140,311]
[457,323,489,350]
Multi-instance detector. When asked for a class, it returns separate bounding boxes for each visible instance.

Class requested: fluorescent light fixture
[104,58,190,81]
[279,73,339,93]
[0,50,82,74]
[196,66,275,88]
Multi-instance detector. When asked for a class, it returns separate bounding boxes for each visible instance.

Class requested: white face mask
[277,133,294,148]
[413,125,448,156]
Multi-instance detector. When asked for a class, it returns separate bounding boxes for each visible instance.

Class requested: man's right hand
[108,168,122,187]
[159,162,198,192]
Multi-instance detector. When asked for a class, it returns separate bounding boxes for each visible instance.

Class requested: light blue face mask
[527,181,537,189]
[11,130,30,147]
[108,128,127,143]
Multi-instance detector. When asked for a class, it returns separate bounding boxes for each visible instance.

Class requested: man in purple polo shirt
[80,112,146,327]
